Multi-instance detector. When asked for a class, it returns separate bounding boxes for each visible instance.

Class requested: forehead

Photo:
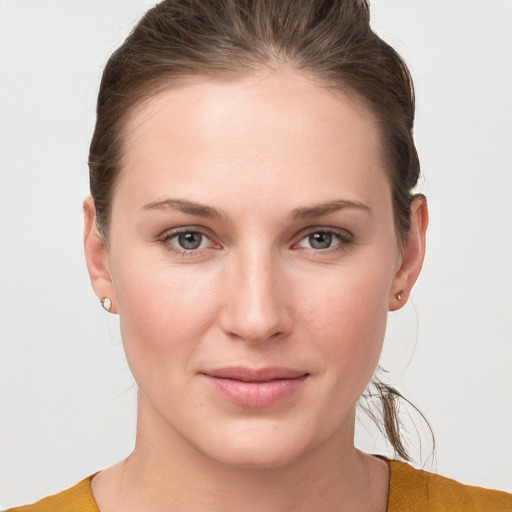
[118,69,390,210]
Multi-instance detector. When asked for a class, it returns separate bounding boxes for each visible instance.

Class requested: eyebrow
[290,199,371,219]
[142,197,370,220]
[142,198,226,219]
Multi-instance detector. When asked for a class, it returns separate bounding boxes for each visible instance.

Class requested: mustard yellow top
[7,460,512,512]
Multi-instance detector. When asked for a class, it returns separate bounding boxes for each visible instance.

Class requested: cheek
[300,262,392,392]
[111,254,219,382]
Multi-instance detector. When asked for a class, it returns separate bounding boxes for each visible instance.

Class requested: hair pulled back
[89,0,424,461]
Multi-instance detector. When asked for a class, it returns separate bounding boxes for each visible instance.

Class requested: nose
[218,250,293,343]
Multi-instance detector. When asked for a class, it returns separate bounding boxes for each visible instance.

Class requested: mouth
[201,366,309,408]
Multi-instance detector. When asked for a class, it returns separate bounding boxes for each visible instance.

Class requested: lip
[202,366,309,408]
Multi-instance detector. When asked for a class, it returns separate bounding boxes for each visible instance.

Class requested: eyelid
[294,226,353,242]
[158,226,221,254]
[291,226,354,251]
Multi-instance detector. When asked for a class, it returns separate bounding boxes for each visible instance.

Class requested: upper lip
[203,366,308,382]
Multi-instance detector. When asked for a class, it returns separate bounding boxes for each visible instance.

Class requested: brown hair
[89,0,425,461]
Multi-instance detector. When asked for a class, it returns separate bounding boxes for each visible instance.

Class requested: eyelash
[292,228,353,254]
[159,227,220,256]
[158,227,353,256]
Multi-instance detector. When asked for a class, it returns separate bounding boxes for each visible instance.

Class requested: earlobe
[83,196,118,314]
[389,195,429,311]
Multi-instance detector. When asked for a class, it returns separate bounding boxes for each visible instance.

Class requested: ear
[83,196,118,314]
[389,195,429,311]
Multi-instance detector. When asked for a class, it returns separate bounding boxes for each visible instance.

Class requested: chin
[208,440,307,469]
[191,418,330,470]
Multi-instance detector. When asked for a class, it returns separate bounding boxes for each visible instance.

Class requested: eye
[176,231,204,250]
[307,232,334,250]
[295,229,352,251]
[160,228,218,254]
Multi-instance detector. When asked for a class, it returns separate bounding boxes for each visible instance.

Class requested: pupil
[178,232,201,249]
[310,232,332,249]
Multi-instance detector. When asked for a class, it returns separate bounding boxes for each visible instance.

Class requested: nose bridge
[220,244,291,343]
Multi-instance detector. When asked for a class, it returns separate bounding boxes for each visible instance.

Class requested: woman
[4,0,512,510]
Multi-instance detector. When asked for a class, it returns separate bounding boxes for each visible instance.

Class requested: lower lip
[203,375,308,408]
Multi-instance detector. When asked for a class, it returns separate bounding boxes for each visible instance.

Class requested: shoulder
[387,459,512,512]
[5,476,98,512]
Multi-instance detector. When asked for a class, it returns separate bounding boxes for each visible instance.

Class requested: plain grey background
[1,0,511,507]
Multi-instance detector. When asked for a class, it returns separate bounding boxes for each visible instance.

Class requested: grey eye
[177,232,203,250]
[308,232,333,249]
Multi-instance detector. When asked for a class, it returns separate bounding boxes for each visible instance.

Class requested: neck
[92,392,389,512]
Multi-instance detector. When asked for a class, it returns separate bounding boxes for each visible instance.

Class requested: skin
[84,68,428,512]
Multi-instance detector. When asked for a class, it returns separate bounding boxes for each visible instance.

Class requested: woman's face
[85,69,426,467]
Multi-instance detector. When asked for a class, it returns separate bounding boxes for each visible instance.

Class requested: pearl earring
[395,290,406,301]
[101,297,112,311]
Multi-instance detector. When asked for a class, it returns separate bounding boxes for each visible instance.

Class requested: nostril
[226,327,284,344]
